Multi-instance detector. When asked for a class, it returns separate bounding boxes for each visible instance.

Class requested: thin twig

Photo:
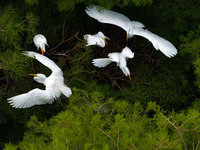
[66,134,69,150]
[49,31,79,52]
[15,17,31,26]
[158,111,187,150]
[195,140,199,150]
[97,127,119,150]
[93,131,95,149]
[62,19,66,42]
[106,73,121,89]
[74,33,83,42]
[180,115,199,128]
[117,130,120,148]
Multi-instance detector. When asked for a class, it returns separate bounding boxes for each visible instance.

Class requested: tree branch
[49,31,79,52]
[157,111,187,150]
[97,127,119,150]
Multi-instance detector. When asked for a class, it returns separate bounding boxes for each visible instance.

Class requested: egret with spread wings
[84,31,110,47]
[85,5,177,58]
[92,46,134,80]
[8,51,72,108]
[33,34,48,55]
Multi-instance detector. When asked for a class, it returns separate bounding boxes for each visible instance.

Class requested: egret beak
[29,74,37,76]
[40,48,44,55]
[103,38,108,45]
[128,74,132,81]
[126,33,129,41]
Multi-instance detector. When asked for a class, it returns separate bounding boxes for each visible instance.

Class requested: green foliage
[126,68,189,110]
[25,0,39,6]
[151,0,200,34]
[24,12,39,44]
[0,5,24,50]
[0,50,31,81]
[179,24,200,91]
[3,143,17,150]
[56,0,152,12]
[0,5,39,49]
[4,88,200,149]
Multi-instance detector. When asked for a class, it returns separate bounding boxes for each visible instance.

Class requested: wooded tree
[1,0,200,149]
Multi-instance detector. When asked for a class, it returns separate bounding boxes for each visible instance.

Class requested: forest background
[1,0,200,149]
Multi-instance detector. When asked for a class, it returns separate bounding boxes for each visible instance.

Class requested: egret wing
[7,88,53,108]
[108,52,120,63]
[92,58,112,68]
[84,34,97,46]
[85,5,130,32]
[23,51,62,75]
[60,85,72,98]
[121,47,134,59]
[134,29,178,58]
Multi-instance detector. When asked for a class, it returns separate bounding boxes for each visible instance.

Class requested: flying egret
[85,5,178,58]
[92,46,134,80]
[7,51,72,108]
[33,34,48,55]
[84,31,110,47]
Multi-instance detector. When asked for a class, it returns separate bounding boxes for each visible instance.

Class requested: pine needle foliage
[4,88,200,149]
[56,0,152,12]
[0,50,31,81]
[180,24,200,92]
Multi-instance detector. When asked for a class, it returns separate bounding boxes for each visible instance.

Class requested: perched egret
[92,46,134,80]
[8,51,72,108]
[85,5,178,58]
[33,34,48,55]
[84,31,110,47]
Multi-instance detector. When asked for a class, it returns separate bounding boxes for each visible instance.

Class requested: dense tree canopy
[1,0,200,149]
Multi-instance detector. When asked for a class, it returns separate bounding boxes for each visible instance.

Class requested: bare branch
[97,127,119,150]
[157,111,187,150]
[49,31,79,52]
[180,115,199,128]
[196,140,200,150]
[62,19,66,42]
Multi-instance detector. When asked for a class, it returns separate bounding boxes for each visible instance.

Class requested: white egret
[92,46,134,80]
[84,31,110,47]
[33,34,48,55]
[85,5,178,58]
[7,51,72,108]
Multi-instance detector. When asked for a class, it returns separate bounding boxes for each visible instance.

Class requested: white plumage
[85,5,178,58]
[33,34,48,55]
[7,51,72,108]
[84,31,110,47]
[92,46,134,80]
